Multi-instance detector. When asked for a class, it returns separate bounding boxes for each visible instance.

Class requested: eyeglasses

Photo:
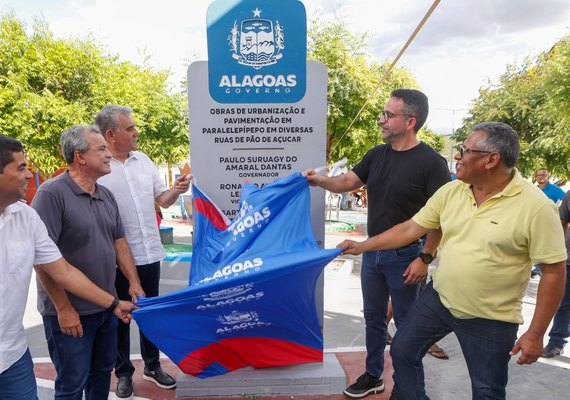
[458,145,493,157]
[378,110,414,122]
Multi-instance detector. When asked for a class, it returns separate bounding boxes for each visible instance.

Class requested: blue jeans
[547,264,570,348]
[115,261,161,377]
[0,348,37,400]
[361,242,420,378]
[390,282,518,400]
[43,311,118,400]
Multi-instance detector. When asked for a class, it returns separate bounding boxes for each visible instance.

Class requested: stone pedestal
[176,353,346,397]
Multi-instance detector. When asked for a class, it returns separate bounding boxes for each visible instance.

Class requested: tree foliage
[307,18,445,164]
[0,14,188,177]
[418,127,446,153]
[453,34,570,178]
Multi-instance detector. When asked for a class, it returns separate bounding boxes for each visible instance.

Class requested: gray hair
[95,105,133,135]
[60,125,102,165]
[472,122,519,168]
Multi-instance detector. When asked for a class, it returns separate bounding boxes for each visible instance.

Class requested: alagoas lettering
[208,258,264,281]
[196,292,265,310]
[219,74,297,88]
[229,207,271,235]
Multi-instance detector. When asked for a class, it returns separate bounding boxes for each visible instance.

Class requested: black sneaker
[115,376,133,399]
[389,384,401,400]
[143,367,176,389]
[343,372,384,398]
[542,344,563,358]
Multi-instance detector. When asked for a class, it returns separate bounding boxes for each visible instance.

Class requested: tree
[0,14,188,177]
[418,127,446,153]
[307,17,445,164]
[453,34,570,178]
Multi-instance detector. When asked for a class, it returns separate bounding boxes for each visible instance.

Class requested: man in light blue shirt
[532,168,566,278]
[536,168,565,204]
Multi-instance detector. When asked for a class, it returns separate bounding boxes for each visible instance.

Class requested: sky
[1,0,569,134]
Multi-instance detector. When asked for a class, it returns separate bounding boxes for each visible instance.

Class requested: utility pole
[439,108,466,172]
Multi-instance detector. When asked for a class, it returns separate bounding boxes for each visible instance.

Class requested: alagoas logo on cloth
[206,0,307,103]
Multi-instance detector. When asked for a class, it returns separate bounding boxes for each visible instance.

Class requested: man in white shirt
[96,105,191,399]
[0,135,136,400]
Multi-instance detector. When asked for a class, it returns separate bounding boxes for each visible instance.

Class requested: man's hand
[510,331,543,365]
[57,305,83,337]
[128,282,145,303]
[114,300,139,324]
[403,258,429,285]
[173,174,192,194]
[337,240,366,255]
[302,169,323,187]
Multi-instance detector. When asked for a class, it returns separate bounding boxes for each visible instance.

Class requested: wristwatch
[107,297,120,312]
[418,252,434,264]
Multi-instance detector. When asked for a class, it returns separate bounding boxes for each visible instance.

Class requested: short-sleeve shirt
[31,171,124,316]
[98,151,168,265]
[0,202,61,373]
[541,181,565,204]
[412,170,567,323]
[352,142,450,237]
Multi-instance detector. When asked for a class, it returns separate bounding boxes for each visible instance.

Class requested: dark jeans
[0,348,37,400]
[360,243,420,378]
[547,264,570,348]
[115,261,161,377]
[390,282,518,400]
[43,311,117,400]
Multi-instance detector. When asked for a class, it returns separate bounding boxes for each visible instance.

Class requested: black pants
[115,261,161,377]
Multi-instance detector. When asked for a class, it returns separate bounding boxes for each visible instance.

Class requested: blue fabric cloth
[133,173,341,378]
[391,282,518,400]
[0,348,37,400]
[43,311,117,400]
[541,182,565,203]
[547,264,570,348]
[360,244,420,378]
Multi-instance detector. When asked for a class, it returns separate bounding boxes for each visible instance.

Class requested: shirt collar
[3,201,23,215]
[62,170,104,200]
[0,201,23,229]
[111,151,138,162]
[460,168,523,199]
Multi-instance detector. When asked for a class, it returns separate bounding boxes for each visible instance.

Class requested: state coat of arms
[228,8,284,69]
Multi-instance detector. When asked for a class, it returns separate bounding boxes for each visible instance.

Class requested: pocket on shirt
[139,177,155,196]
[7,241,33,274]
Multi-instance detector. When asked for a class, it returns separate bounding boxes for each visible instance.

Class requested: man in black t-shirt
[304,89,450,399]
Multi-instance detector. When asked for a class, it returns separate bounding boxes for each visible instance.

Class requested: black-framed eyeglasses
[378,110,414,122]
[458,144,493,157]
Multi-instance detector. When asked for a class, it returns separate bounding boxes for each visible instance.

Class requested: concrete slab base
[176,353,346,397]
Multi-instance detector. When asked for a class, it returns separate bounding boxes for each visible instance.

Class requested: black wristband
[107,297,120,312]
[418,252,434,264]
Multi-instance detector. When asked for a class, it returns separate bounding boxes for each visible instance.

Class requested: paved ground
[24,206,570,398]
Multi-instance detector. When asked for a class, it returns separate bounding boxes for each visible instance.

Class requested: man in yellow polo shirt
[338,121,567,400]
